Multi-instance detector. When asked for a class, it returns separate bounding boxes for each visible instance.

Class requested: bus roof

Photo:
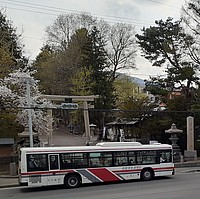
[20,142,172,154]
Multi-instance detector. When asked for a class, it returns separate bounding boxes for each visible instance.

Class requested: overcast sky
[1,0,186,80]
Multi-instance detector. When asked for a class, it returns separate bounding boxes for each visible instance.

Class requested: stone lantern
[18,127,39,147]
[89,124,97,138]
[165,123,183,163]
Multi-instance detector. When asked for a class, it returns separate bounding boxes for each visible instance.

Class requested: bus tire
[141,168,154,181]
[64,173,81,188]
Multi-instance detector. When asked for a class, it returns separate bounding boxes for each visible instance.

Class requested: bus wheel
[64,174,81,188]
[141,169,154,181]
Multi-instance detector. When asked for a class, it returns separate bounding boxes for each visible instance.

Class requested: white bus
[18,142,174,188]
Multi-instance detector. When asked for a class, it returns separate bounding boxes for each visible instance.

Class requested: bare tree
[45,14,137,83]
[106,23,136,81]
[182,0,200,36]
[45,13,97,51]
[181,0,200,65]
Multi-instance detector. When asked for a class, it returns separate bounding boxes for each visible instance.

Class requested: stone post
[187,116,194,150]
[184,116,197,161]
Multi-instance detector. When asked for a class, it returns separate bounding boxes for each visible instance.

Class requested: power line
[146,0,181,9]
[1,5,153,27]
[1,5,58,16]
[1,6,154,27]
[1,0,154,26]
[9,0,154,23]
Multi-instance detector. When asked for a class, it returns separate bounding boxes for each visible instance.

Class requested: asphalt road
[0,172,200,199]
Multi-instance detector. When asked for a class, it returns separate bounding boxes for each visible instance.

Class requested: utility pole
[26,78,33,147]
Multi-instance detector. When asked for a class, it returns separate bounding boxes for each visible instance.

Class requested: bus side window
[129,158,135,165]
[128,152,136,165]
[28,156,38,169]
[115,157,128,166]
[27,154,48,171]
[159,151,172,163]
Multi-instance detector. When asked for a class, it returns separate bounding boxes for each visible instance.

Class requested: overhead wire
[8,0,156,24]
[1,0,154,26]
[0,0,183,78]
[146,0,182,9]
[0,0,155,43]
[0,0,183,41]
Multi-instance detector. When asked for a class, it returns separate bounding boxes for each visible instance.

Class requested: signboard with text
[61,103,79,110]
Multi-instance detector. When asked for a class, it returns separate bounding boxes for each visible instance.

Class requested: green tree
[0,10,27,78]
[0,47,15,79]
[70,66,94,96]
[67,27,115,109]
[0,10,27,138]
[0,112,23,138]
[119,95,155,120]
[89,26,115,109]
[136,18,199,110]
[34,44,77,95]
[33,45,57,94]
[114,75,145,107]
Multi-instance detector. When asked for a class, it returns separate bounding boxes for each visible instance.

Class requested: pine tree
[89,26,115,109]
[0,10,27,78]
[69,27,115,109]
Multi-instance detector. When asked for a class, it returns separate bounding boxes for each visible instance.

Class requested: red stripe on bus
[154,167,174,171]
[88,168,121,182]
[113,167,174,174]
[113,169,141,173]
[21,169,74,176]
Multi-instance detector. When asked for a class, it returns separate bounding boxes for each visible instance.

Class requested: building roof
[0,138,14,145]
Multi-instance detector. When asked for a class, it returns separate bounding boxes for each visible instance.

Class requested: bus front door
[48,154,62,185]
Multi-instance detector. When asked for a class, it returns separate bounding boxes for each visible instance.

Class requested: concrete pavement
[0,176,18,188]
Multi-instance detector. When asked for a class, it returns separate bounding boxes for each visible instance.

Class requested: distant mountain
[117,72,145,88]
[130,76,145,88]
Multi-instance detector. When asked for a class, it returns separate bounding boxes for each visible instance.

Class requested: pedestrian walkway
[0,175,18,188]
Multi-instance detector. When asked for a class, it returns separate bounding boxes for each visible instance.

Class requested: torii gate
[42,95,99,146]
